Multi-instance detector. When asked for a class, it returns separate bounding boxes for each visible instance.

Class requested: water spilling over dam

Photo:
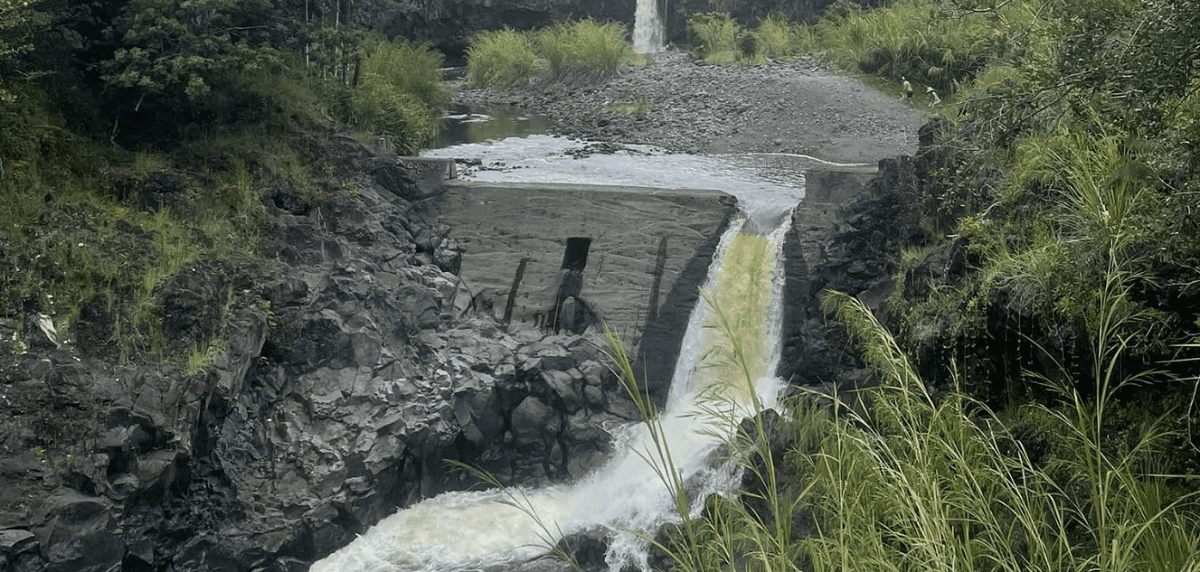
[311,212,790,572]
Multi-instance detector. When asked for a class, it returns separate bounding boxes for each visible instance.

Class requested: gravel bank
[452,50,921,163]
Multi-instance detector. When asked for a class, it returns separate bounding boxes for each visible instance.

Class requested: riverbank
[452,50,921,163]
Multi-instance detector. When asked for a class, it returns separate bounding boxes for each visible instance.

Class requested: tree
[0,0,48,102]
[101,0,281,111]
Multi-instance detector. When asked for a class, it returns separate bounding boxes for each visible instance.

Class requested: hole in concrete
[560,237,591,272]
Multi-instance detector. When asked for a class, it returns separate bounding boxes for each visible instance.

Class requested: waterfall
[633,0,664,53]
[310,213,791,572]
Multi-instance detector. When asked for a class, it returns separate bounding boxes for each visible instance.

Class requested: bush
[316,34,448,153]
[465,21,639,90]
[537,20,633,79]
[752,14,802,61]
[804,0,1046,94]
[466,28,544,90]
[688,12,746,65]
[357,35,451,112]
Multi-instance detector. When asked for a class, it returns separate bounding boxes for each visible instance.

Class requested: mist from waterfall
[310,207,792,572]
[633,0,665,53]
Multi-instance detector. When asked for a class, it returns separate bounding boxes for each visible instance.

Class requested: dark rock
[510,396,558,451]
[555,529,609,569]
[161,266,227,355]
[777,166,901,387]
[32,489,124,572]
[0,529,42,572]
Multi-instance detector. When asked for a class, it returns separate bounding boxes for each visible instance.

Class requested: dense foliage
[0,0,448,365]
[657,2,1200,572]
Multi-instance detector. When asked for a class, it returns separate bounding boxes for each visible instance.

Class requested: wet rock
[511,396,558,450]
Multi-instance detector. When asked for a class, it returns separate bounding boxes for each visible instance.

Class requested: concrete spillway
[311,210,790,572]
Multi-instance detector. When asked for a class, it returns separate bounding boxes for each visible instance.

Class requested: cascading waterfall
[311,209,791,572]
[633,0,665,53]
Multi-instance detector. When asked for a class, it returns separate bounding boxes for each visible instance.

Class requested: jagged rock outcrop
[776,162,910,389]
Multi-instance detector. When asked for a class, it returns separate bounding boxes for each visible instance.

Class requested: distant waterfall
[633,0,664,53]
[310,211,791,572]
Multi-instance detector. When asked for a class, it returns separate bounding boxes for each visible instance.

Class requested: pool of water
[433,105,552,147]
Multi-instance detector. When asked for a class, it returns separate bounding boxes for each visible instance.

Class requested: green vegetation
[686,12,809,65]
[466,28,546,90]
[603,98,653,115]
[0,0,449,367]
[465,20,641,90]
[602,286,1199,572]
[653,2,1200,572]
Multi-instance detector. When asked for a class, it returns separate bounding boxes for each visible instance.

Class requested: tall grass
[799,0,1051,95]
[603,286,1198,572]
[538,20,633,80]
[688,12,748,65]
[337,36,448,153]
[466,20,640,90]
[466,28,545,90]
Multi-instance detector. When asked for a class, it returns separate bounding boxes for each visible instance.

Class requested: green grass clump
[465,20,641,90]
[686,13,812,66]
[751,14,803,61]
[604,98,652,115]
[538,20,634,80]
[466,28,546,90]
[331,36,450,154]
[688,12,749,65]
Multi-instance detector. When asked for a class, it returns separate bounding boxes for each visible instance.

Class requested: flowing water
[311,135,833,572]
[633,0,664,53]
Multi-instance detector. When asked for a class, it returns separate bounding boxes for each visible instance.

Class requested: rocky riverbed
[453,50,921,162]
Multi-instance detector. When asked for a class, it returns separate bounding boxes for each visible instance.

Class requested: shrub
[688,12,746,65]
[537,20,633,80]
[320,34,448,153]
[752,14,802,61]
[466,28,544,90]
[465,21,639,90]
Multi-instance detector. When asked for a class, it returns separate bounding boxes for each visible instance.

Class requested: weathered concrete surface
[428,180,737,400]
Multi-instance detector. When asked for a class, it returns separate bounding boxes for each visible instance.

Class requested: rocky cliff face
[776,162,909,389]
[0,134,726,570]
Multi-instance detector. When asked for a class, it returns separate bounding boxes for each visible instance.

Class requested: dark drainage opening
[551,237,593,334]
[561,237,591,272]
